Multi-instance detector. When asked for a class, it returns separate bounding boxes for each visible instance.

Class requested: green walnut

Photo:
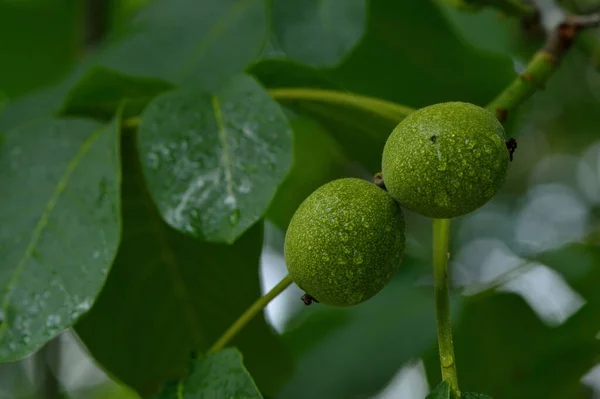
[284,178,405,307]
[381,102,509,219]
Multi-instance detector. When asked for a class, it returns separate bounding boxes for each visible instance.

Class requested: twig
[486,12,600,122]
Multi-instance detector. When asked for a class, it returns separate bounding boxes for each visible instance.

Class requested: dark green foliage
[137,74,293,243]
[0,118,121,362]
[96,0,268,91]
[76,132,291,397]
[60,67,175,120]
[271,0,367,67]
[155,349,262,399]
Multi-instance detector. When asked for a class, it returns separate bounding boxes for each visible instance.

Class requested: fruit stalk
[207,274,294,354]
[433,218,460,396]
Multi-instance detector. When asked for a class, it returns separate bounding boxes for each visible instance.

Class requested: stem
[123,89,415,130]
[433,218,460,396]
[207,274,294,354]
[486,14,600,123]
[268,88,415,123]
[486,51,555,122]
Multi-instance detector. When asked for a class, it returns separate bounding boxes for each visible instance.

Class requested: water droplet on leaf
[229,209,240,226]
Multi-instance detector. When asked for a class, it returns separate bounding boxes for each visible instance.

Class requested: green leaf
[97,0,268,91]
[436,4,540,62]
[426,380,453,399]
[249,58,340,89]
[286,100,399,171]
[137,74,292,243]
[251,62,407,171]
[251,61,395,170]
[0,1,81,97]
[271,0,367,67]
[155,349,262,399]
[331,0,516,108]
[60,67,175,120]
[266,114,349,230]
[0,85,68,133]
[252,0,515,171]
[0,92,7,114]
[0,118,121,361]
[462,393,493,399]
[75,131,292,397]
[0,62,92,132]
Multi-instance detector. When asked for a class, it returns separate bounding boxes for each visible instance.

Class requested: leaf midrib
[211,95,236,209]
[0,126,107,342]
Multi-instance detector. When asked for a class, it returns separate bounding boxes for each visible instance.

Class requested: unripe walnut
[284,178,405,306]
[382,102,509,219]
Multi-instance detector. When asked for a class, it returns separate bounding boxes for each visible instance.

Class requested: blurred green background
[2,0,600,398]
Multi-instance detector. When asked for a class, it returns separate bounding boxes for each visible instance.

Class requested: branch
[486,13,600,122]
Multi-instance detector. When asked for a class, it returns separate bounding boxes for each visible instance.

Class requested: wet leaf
[137,74,292,243]
[426,380,453,399]
[271,0,367,67]
[155,349,262,399]
[76,131,291,397]
[0,118,121,361]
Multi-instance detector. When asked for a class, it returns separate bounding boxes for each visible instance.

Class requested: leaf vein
[0,126,107,341]
[211,95,236,209]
